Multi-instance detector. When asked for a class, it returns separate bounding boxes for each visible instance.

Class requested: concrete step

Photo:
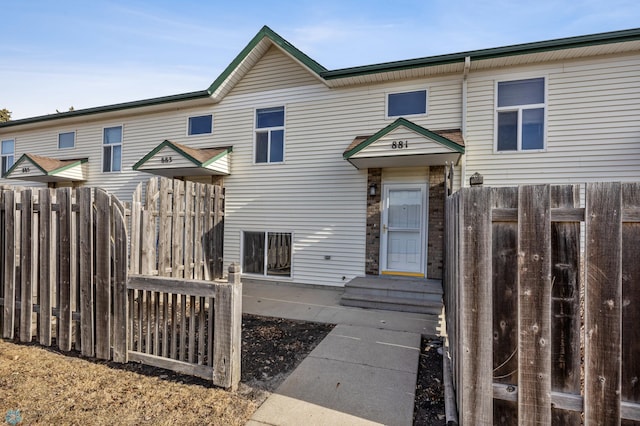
[340,293,443,315]
[346,276,443,295]
[344,285,443,302]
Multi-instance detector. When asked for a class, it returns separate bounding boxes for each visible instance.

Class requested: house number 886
[391,140,408,149]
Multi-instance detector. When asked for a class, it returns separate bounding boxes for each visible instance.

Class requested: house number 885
[391,140,408,149]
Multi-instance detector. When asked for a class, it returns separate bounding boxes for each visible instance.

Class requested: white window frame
[386,89,428,119]
[1,138,15,177]
[102,125,123,173]
[58,131,76,149]
[186,114,213,136]
[494,76,547,153]
[240,230,294,279]
[254,106,285,164]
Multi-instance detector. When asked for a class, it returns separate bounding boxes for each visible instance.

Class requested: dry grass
[0,339,257,425]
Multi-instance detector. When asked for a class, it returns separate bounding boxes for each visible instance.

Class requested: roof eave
[0,90,211,129]
[324,27,640,80]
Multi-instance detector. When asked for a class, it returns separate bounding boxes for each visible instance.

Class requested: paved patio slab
[247,324,421,426]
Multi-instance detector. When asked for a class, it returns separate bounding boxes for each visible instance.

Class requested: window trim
[101,124,124,173]
[58,130,76,149]
[386,89,428,119]
[186,113,214,136]
[494,76,547,153]
[1,138,15,177]
[240,230,294,279]
[253,106,286,165]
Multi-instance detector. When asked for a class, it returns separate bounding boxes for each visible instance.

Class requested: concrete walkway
[243,280,443,426]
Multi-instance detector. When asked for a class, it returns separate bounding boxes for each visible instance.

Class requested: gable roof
[132,140,232,177]
[343,118,465,159]
[343,118,465,169]
[207,26,328,100]
[4,153,88,181]
[2,26,640,129]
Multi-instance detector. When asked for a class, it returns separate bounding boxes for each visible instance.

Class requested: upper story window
[255,106,284,163]
[496,77,545,151]
[58,131,75,149]
[1,139,15,176]
[387,90,427,118]
[188,114,213,135]
[103,126,122,172]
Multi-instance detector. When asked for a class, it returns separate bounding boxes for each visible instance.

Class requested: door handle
[382,224,387,232]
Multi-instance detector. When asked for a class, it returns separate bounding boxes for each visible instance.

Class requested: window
[255,106,284,163]
[387,90,427,117]
[103,126,122,172]
[1,139,14,176]
[188,114,213,135]
[58,131,75,149]
[242,231,292,277]
[496,77,545,151]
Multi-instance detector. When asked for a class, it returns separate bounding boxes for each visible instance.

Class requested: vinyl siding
[464,53,640,186]
[220,49,463,286]
[1,107,224,199]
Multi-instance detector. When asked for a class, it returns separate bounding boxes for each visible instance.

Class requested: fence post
[213,263,242,390]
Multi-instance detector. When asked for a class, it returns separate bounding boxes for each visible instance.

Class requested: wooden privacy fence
[0,187,128,361]
[0,180,240,390]
[444,182,640,425]
[129,177,224,280]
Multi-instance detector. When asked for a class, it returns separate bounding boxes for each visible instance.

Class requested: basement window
[242,231,292,277]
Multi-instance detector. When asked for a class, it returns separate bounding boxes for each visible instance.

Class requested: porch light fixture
[369,183,377,196]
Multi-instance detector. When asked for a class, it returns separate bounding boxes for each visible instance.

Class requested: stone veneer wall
[427,165,445,280]
[365,168,382,275]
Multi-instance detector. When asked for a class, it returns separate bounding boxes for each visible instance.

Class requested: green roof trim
[132,140,232,170]
[0,91,210,129]
[323,27,640,80]
[207,25,327,94]
[343,118,465,160]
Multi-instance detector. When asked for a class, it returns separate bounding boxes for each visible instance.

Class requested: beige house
[1,26,639,293]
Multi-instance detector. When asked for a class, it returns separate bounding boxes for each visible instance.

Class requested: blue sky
[3,0,639,119]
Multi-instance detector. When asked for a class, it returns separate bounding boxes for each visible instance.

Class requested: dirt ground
[0,315,445,425]
[413,337,446,425]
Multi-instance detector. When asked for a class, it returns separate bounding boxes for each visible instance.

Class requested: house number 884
[391,140,408,149]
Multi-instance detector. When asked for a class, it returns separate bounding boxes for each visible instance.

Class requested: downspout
[461,56,470,187]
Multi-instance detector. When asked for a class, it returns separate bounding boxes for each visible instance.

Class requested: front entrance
[380,183,428,277]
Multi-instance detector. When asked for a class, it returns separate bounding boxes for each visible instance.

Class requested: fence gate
[444,182,640,425]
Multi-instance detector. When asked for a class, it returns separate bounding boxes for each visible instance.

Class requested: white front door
[381,184,427,276]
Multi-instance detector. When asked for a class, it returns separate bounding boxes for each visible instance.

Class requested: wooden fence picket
[19,189,33,343]
[38,188,53,347]
[2,190,16,339]
[94,188,111,359]
[78,187,94,357]
[517,185,552,424]
[585,182,623,424]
